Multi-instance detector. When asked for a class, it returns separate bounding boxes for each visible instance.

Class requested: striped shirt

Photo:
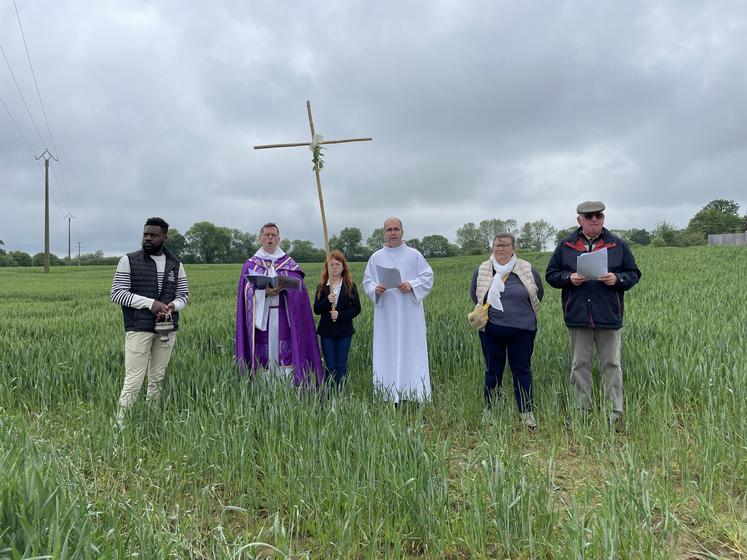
[110,253,189,311]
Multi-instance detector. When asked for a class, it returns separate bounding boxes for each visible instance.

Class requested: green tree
[167,228,188,259]
[186,221,231,263]
[0,239,5,255]
[628,228,651,246]
[8,251,32,266]
[651,221,682,246]
[330,227,364,259]
[32,252,62,266]
[479,219,518,249]
[420,235,455,258]
[554,227,576,245]
[517,220,557,252]
[227,229,258,262]
[366,228,384,252]
[687,199,743,240]
[289,240,325,263]
[456,222,484,254]
[407,238,422,253]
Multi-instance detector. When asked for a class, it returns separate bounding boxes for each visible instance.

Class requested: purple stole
[235,254,323,386]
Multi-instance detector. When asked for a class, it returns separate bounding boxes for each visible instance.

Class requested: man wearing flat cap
[546,201,641,431]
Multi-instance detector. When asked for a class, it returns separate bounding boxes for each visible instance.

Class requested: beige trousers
[118,331,176,410]
[569,327,623,418]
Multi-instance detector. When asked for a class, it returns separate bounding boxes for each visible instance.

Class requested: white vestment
[363,244,434,402]
[252,247,289,375]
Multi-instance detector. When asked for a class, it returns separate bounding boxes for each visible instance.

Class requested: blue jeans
[479,323,536,412]
[319,335,353,387]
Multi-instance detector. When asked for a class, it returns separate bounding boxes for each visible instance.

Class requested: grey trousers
[568,327,623,418]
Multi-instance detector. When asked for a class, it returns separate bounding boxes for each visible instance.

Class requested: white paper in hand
[376,265,402,289]
[577,248,608,279]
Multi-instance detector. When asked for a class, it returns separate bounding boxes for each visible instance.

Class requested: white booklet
[577,248,608,279]
[376,265,402,288]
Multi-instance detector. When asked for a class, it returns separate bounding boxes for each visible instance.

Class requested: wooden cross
[254,100,372,261]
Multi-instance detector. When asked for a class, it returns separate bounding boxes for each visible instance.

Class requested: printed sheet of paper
[376,265,402,289]
[577,248,608,279]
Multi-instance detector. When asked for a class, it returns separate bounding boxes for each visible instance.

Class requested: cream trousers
[118,330,176,409]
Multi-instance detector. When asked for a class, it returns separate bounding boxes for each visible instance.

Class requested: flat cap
[576,200,606,214]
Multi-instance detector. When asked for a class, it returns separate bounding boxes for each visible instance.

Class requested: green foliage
[1,248,746,557]
[288,239,326,263]
[628,228,651,246]
[329,227,369,261]
[479,218,518,248]
[6,250,32,267]
[366,227,384,252]
[420,235,456,258]
[517,219,557,252]
[456,222,484,254]
[227,229,258,262]
[554,226,576,245]
[685,199,743,242]
[166,228,188,258]
[186,221,232,263]
[652,221,705,247]
[312,145,325,171]
[31,252,63,267]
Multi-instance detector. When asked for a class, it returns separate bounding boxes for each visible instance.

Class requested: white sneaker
[520,412,537,429]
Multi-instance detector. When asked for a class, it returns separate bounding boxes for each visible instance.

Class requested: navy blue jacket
[122,248,181,332]
[545,228,640,329]
[313,283,361,339]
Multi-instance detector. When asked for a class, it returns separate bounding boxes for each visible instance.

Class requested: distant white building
[708,232,747,245]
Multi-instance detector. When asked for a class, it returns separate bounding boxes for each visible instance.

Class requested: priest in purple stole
[235,222,323,386]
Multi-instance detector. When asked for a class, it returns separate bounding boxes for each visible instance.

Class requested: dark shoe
[610,416,624,433]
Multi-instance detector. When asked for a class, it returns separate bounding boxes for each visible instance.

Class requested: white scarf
[252,247,286,330]
[487,254,516,311]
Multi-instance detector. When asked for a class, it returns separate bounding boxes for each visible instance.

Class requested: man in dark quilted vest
[546,201,640,432]
[110,217,189,423]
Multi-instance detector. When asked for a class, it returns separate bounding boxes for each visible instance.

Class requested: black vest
[121,248,181,332]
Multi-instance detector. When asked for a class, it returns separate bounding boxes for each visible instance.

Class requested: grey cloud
[2,1,747,256]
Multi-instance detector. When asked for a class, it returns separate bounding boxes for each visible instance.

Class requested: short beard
[142,243,162,255]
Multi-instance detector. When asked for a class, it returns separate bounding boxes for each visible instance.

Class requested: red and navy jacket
[545,227,641,329]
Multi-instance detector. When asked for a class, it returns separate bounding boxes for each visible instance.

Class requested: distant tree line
[2,200,744,267]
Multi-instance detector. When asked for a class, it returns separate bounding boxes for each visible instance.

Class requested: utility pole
[35,150,58,273]
[65,213,74,262]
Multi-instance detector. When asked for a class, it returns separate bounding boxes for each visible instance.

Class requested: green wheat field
[1,246,745,559]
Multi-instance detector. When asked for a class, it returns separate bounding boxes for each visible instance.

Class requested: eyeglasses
[582,212,604,220]
[494,243,513,248]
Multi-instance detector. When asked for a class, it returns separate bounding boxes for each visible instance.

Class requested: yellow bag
[467,303,490,330]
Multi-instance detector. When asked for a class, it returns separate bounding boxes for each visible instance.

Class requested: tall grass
[1,247,745,558]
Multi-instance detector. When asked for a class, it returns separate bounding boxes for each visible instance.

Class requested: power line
[0,92,35,155]
[0,40,46,148]
[10,0,76,216]
[13,0,55,148]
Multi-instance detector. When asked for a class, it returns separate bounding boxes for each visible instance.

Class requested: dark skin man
[142,225,173,319]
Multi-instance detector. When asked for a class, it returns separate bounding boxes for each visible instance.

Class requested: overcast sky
[2,1,746,256]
